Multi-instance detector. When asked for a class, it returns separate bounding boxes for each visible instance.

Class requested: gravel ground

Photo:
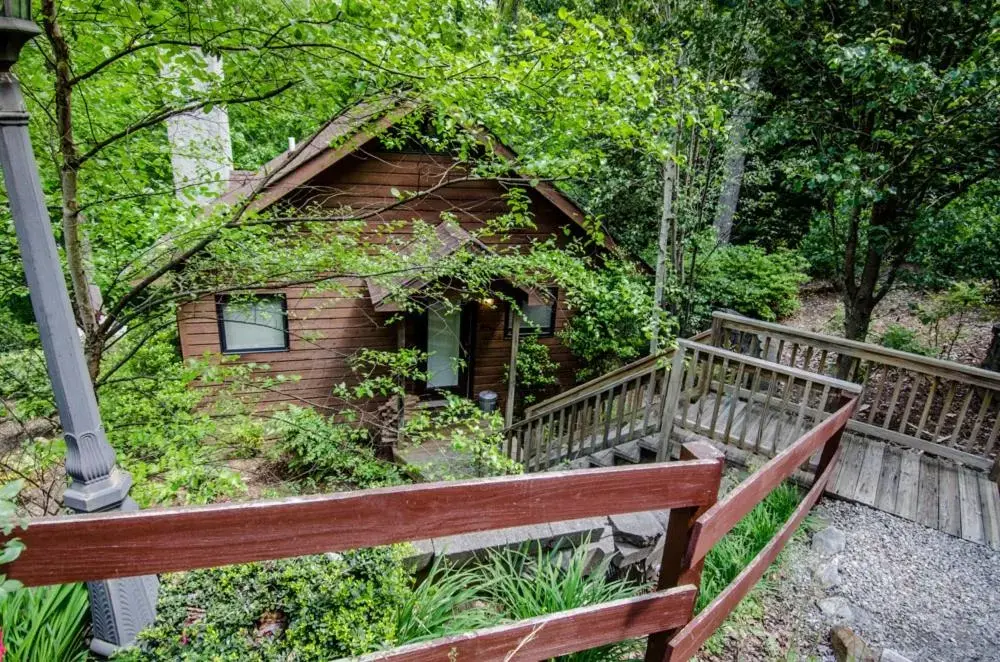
[761,499,1000,661]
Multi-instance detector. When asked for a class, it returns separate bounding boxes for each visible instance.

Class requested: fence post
[644,440,724,662]
[812,394,853,491]
[657,348,689,462]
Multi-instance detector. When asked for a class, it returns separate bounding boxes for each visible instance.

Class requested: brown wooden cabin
[176,98,622,419]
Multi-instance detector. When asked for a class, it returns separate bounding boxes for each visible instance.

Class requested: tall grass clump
[395,543,645,661]
[0,583,89,662]
[395,554,497,643]
[698,481,802,610]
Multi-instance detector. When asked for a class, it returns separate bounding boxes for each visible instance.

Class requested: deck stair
[505,311,1000,550]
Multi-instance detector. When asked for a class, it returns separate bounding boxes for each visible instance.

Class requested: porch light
[481,297,496,308]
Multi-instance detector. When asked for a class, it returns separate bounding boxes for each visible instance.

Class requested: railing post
[657,348,689,462]
[645,441,724,662]
[812,394,854,491]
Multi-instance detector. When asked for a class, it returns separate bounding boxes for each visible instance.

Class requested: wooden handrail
[713,311,1000,391]
[4,460,722,587]
[675,339,863,395]
[524,329,713,418]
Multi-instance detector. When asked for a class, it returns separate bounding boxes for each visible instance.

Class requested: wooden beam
[365,586,697,662]
[4,461,722,587]
[505,309,520,428]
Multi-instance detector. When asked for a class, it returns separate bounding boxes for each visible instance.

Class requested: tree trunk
[42,1,102,380]
[714,59,759,244]
[650,158,676,354]
[843,292,875,342]
[983,324,1000,372]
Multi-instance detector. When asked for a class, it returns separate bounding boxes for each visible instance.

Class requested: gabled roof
[207,94,618,253]
[366,220,489,312]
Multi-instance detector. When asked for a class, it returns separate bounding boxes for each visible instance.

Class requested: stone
[880,650,914,662]
[815,557,842,589]
[548,517,609,550]
[402,539,434,572]
[435,528,508,565]
[830,626,876,662]
[503,523,554,551]
[818,596,853,622]
[813,526,847,556]
[613,541,653,568]
[582,533,617,575]
[609,512,663,547]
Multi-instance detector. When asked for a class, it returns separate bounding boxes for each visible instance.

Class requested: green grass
[0,583,89,662]
[698,481,802,611]
[395,543,644,661]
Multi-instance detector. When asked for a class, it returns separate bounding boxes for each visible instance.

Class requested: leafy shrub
[117,548,411,661]
[560,261,664,381]
[696,245,809,323]
[879,324,933,357]
[268,406,403,489]
[504,335,559,406]
[0,583,89,662]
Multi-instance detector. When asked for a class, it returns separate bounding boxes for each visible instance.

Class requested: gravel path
[775,499,1000,661]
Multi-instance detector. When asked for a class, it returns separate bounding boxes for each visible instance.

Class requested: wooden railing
[711,312,1000,473]
[1,395,857,661]
[523,329,713,419]
[658,339,863,464]
[508,331,713,471]
[506,355,673,471]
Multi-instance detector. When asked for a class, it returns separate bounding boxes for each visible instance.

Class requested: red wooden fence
[1,396,856,661]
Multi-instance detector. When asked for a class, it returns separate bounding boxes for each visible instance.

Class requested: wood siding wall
[177,144,590,412]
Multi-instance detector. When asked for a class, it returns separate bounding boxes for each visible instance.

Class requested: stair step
[638,434,660,454]
[567,457,592,470]
[612,440,641,464]
[588,449,615,467]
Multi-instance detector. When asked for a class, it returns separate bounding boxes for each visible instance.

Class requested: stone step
[588,448,615,467]
[612,440,641,464]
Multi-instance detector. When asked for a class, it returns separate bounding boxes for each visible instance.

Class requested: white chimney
[164,50,233,206]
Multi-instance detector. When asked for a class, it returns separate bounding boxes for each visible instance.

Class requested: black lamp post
[0,1,156,655]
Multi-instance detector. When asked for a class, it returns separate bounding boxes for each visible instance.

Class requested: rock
[402,539,434,572]
[582,533,616,575]
[818,596,853,622]
[880,650,913,662]
[815,557,842,589]
[613,541,653,568]
[609,512,663,547]
[813,526,847,556]
[548,517,609,550]
[830,626,876,662]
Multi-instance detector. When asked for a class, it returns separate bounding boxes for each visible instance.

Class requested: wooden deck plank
[938,462,962,538]
[915,457,939,529]
[895,451,921,521]
[977,474,1000,550]
[853,441,885,506]
[957,468,984,544]
[832,438,866,499]
[874,447,902,514]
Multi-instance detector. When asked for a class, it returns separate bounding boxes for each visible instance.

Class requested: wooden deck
[689,392,1000,551]
[827,433,1000,549]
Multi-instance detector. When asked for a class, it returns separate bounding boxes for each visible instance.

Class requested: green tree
[754,1,1000,340]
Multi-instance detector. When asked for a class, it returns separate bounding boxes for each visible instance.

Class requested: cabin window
[217,294,289,353]
[505,288,557,337]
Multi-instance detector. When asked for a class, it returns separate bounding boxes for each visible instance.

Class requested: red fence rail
[1,397,857,661]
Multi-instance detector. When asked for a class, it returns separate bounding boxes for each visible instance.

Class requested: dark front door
[422,301,476,398]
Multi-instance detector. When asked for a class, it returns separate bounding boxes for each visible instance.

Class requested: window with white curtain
[218,294,288,353]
